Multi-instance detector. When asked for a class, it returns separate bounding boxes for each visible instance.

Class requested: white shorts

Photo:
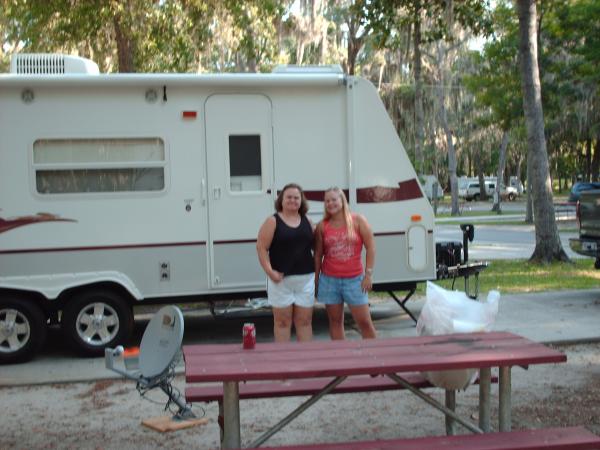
[267,273,315,308]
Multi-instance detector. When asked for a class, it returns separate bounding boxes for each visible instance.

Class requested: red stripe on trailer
[357,179,423,203]
[302,180,423,203]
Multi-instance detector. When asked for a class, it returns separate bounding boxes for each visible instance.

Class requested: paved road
[436,223,580,260]
[2,288,599,387]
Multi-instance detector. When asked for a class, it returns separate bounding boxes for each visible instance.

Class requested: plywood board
[141,415,209,432]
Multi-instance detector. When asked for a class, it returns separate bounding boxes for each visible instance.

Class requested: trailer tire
[473,194,480,201]
[508,193,516,201]
[0,297,47,364]
[62,289,133,356]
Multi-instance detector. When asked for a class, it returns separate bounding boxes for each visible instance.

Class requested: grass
[410,258,600,296]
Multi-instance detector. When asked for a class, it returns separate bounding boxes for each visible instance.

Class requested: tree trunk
[516,0,568,263]
[585,138,592,181]
[113,15,135,73]
[492,130,510,213]
[477,169,487,201]
[525,155,533,223]
[592,137,600,182]
[435,36,459,215]
[413,7,425,175]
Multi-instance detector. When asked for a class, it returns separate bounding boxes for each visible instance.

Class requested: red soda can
[243,323,256,349]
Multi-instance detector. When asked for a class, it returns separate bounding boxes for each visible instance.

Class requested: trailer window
[33,138,165,194]
[228,135,261,192]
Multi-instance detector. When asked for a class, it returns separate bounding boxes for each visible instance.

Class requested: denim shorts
[317,274,369,306]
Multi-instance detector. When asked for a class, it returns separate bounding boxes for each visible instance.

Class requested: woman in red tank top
[314,187,377,339]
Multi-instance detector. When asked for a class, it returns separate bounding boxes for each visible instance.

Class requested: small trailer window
[228,135,262,192]
[33,138,166,194]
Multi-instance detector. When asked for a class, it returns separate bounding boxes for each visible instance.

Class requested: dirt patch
[1,343,598,449]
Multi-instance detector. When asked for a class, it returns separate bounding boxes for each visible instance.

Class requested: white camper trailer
[0,54,437,363]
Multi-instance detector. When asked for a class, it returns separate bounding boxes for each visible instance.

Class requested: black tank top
[269,213,314,276]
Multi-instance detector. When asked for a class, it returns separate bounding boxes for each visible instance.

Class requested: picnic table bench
[183,332,567,449]
[256,426,600,450]
[554,202,576,221]
[186,372,499,441]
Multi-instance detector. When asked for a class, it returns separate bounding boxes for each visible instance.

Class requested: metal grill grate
[14,54,65,74]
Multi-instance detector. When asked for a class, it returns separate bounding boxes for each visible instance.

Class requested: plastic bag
[416,281,500,390]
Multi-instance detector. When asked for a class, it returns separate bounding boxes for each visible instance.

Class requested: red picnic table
[183,332,566,449]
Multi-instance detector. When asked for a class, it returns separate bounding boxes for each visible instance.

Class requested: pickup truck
[569,189,600,268]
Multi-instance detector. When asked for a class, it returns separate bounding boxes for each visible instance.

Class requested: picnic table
[183,332,566,449]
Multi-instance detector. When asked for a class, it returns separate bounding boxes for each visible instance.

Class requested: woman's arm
[357,214,375,292]
[313,222,324,293]
[256,216,283,282]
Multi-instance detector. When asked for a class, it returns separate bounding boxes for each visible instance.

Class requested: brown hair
[323,187,355,240]
[275,183,309,216]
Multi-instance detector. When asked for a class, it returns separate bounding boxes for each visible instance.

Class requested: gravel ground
[1,342,599,450]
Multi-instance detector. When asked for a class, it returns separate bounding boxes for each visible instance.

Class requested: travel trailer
[0,54,440,363]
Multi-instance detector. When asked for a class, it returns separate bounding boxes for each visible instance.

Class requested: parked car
[569,189,600,269]
[459,180,518,201]
[568,182,600,203]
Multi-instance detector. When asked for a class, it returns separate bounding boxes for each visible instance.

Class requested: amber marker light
[411,214,422,222]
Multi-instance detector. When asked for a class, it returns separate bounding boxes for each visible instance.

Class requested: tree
[516,0,568,263]
[465,1,523,213]
[367,0,492,215]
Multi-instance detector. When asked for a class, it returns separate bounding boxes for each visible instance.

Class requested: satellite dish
[104,305,194,420]
[138,305,184,379]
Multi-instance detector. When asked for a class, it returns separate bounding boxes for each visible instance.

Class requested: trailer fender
[0,271,143,301]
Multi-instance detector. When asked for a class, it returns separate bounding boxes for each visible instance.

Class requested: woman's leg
[292,305,313,342]
[349,305,377,339]
[325,304,346,340]
[272,306,293,342]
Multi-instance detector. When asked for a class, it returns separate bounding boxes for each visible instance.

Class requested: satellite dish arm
[105,346,143,382]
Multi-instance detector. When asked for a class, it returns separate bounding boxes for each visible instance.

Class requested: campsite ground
[2,342,599,449]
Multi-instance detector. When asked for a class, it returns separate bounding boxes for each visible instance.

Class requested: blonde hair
[323,187,355,240]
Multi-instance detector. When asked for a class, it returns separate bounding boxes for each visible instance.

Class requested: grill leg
[388,288,418,324]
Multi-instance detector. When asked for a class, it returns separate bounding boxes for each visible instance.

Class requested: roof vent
[10,54,100,75]
[272,65,344,74]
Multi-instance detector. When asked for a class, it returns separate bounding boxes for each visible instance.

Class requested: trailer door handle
[213,187,221,200]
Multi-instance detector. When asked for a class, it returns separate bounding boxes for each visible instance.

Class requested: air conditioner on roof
[10,53,100,75]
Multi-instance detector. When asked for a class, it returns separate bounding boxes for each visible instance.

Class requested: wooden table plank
[257,426,600,450]
[184,333,566,383]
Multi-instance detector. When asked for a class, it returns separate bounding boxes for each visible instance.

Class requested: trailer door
[205,94,273,289]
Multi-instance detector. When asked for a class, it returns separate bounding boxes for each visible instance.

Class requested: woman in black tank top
[257,183,315,342]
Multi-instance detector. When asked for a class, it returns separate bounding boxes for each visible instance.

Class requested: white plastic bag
[416,281,500,390]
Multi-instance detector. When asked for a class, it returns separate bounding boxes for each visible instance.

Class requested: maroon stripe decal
[374,231,406,236]
[302,180,423,203]
[357,179,423,203]
[0,241,207,255]
[0,213,77,234]
[303,190,349,202]
[213,239,257,245]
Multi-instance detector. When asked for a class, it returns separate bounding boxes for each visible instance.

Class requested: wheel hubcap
[0,308,31,353]
[76,302,120,346]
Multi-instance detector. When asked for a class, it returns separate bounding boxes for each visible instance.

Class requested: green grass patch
[410,258,599,296]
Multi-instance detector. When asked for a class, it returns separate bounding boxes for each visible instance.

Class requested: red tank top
[321,216,363,278]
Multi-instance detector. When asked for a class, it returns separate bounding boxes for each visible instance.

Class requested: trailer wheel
[0,298,47,364]
[473,194,480,201]
[62,289,133,356]
[508,193,516,201]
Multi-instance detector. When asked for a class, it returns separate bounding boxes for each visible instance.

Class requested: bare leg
[349,304,377,339]
[325,304,345,340]
[272,306,293,342]
[293,305,313,342]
